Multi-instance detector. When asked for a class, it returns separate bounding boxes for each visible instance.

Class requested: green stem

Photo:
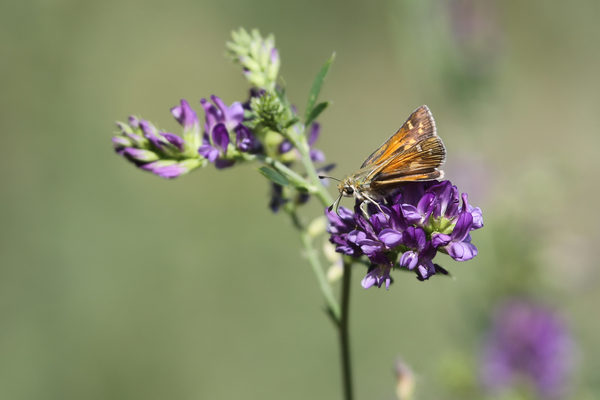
[339,260,354,400]
[288,134,333,207]
[288,208,340,321]
[247,127,353,399]
[282,132,353,400]
[243,153,313,190]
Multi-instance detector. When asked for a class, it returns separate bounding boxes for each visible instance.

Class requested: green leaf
[305,101,330,127]
[257,166,290,186]
[304,53,335,123]
[283,117,300,129]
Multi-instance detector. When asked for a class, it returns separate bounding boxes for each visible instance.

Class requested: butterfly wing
[369,135,446,190]
[360,105,437,169]
[362,105,446,191]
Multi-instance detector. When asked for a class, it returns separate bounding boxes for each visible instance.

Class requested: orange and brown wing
[369,135,446,190]
[360,105,437,169]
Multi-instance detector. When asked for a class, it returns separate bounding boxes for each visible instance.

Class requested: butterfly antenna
[318,175,341,182]
[328,191,343,214]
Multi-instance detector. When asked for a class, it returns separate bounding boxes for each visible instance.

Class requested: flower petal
[123,148,159,162]
[379,228,403,248]
[211,95,244,129]
[308,122,320,146]
[141,161,187,179]
[279,140,293,154]
[428,181,452,219]
[403,227,426,251]
[416,192,436,220]
[432,233,451,248]
[235,124,257,152]
[357,240,384,256]
[215,158,235,169]
[128,116,140,129]
[211,123,230,153]
[451,211,473,242]
[310,149,326,163]
[161,132,185,152]
[399,251,419,270]
[198,145,219,163]
[446,241,478,261]
[170,99,198,130]
[200,98,221,133]
[361,269,379,289]
[401,204,421,225]
[470,206,484,229]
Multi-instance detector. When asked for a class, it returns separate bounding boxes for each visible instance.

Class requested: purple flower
[361,265,392,290]
[171,99,199,132]
[307,122,326,163]
[201,95,244,133]
[170,99,202,152]
[325,181,482,289]
[326,206,363,257]
[199,95,260,168]
[431,194,478,261]
[481,299,575,399]
[140,160,190,179]
[112,111,205,179]
[269,182,288,213]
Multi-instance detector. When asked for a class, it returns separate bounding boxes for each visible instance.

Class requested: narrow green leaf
[305,101,330,127]
[257,166,290,186]
[304,53,335,122]
[283,117,300,129]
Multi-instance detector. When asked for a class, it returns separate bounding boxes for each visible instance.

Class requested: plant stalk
[287,133,334,206]
[339,260,354,400]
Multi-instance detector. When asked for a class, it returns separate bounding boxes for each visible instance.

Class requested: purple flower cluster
[113,96,263,177]
[112,99,205,179]
[481,299,575,399]
[326,181,483,289]
[198,95,261,169]
[114,91,331,215]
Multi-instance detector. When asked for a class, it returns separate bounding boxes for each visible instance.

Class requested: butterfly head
[320,174,362,213]
[338,177,358,198]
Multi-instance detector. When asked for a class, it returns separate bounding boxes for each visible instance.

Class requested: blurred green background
[1,0,599,399]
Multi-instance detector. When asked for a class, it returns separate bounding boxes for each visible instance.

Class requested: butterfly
[321,105,446,214]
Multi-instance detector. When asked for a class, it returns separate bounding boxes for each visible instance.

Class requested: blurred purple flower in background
[481,299,575,399]
[326,181,483,288]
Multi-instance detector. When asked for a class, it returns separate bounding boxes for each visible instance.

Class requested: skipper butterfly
[321,105,446,213]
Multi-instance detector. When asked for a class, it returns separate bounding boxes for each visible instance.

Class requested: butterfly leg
[362,193,387,219]
[358,201,370,219]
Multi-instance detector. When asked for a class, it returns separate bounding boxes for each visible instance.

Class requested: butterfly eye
[344,187,354,195]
